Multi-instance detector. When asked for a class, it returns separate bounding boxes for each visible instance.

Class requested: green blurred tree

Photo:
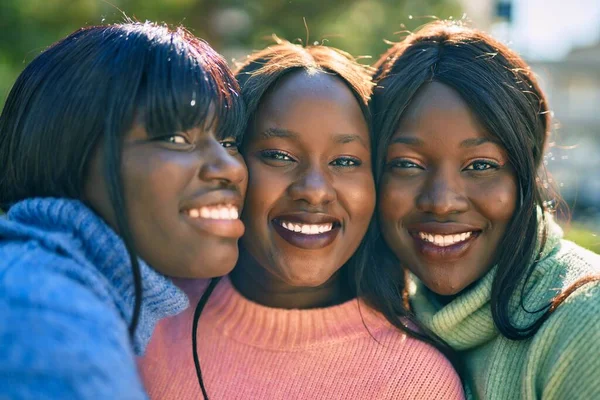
[0,0,460,105]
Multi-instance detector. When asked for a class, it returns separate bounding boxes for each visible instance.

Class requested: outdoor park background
[0,0,598,252]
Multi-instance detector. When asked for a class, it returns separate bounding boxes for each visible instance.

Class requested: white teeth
[218,208,227,219]
[418,231,473,247]
[279,221,334,235]
[186,205,240,220]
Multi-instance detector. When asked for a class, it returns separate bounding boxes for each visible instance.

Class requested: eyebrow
[460,137,500,148]
[390,136,500,148]
[389,136,424,146]
[259,127,298,140]
[334,133,368,148]
[259,128,368,148]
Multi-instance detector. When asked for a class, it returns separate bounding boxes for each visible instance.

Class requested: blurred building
[459,0,600,220]
[458,0,509,30]
[530,43,600,216]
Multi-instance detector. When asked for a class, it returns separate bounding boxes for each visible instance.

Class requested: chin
[433,286,463,297]
[192,248,240,279]
[283,268,333,288]
[422,277,465,297]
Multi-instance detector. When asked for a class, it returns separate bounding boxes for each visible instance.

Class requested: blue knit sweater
[0,198,189,399]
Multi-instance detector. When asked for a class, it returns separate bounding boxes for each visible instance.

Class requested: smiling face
[240,71,375,287]
[84,123,248,279]
[379,82,518,296]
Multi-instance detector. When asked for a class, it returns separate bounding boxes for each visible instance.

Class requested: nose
[198,140,247,186]
[288,165,336,206]
[416,167,469,216]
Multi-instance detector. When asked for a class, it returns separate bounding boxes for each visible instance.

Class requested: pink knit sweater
[138,277,464,399]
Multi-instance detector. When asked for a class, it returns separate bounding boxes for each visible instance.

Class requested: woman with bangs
[0,22,247,398]
[139,39,463,399]
[367,21,600,399]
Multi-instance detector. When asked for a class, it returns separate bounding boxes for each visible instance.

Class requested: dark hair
[235,37,373,129]
[369,21,568,340]
[0,22,245,338]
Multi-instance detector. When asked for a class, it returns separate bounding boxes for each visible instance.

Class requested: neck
[230,252,353,309]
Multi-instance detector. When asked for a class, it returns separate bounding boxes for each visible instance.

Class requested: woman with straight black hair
[0,22,247,398]
[139,38,463,400]
[368,21,600,399]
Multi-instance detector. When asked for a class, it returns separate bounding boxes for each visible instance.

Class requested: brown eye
[464,160,499,171]
[389,159,422,169]
[219,139,240,154]
[330,157,361,167]
[160,134,190,145]
[260,150,294,162]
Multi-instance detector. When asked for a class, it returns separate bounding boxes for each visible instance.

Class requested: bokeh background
[0,0,598,252]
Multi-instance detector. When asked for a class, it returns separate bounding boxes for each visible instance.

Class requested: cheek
[235,154,249,199]
[470,175,517,223]
[121,151,196,215]
[243,161,285,226]
[343,173,375,221]
[378,175,414,224]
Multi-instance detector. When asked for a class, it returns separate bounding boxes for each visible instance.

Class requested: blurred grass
[563,223,600,254]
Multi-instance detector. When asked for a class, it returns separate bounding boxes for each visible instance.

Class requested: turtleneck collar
[4,198,189,354]
[409,213,564,350]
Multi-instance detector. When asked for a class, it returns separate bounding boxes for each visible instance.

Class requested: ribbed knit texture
[0,198,189,399]
[139,276,464,399]
[409,216,600,399]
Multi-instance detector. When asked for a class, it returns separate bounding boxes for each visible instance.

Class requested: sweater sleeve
[0,261,148,399]
[524,281,600,400]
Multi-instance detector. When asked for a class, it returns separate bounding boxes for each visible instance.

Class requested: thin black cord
[128,257,143,337]
[192,277,220,400]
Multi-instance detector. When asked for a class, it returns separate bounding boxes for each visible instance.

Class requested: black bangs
[137,27,245,142]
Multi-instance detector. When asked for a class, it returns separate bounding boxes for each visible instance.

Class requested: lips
[181,191,244,239]
[407,222,482,261]
[272,213,341,250]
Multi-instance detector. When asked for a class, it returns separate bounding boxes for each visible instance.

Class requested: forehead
[261,70,360,114]
[251,71,369,147]
[395,82,489,142]
[403,82,472,122]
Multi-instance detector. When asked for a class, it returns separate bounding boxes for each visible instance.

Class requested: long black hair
[0,22,244,338]
[368,21,572,340]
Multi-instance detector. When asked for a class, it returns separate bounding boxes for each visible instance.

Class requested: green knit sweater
[409,217,600,399]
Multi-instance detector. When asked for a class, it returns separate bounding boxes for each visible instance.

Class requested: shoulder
[542,272,600,336]
[0,240,114,317]
[0,244,145,398]
[533,241,600,357]
[372,319,464,399]
[552,239,599,279]
[526,268,600,397]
